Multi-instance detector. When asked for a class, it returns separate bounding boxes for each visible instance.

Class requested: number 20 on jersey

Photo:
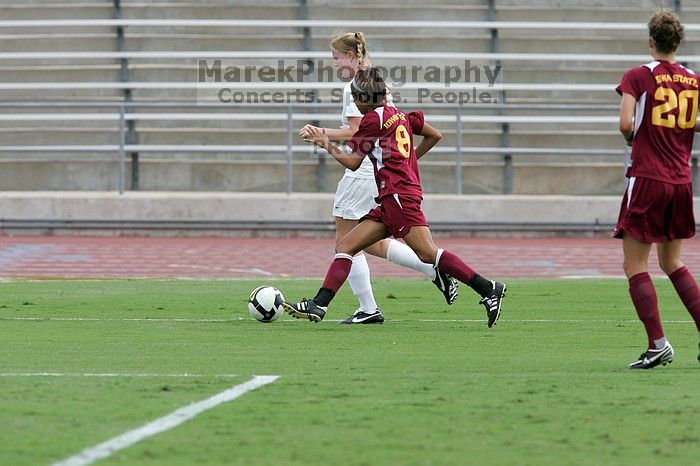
[651,87,699,129]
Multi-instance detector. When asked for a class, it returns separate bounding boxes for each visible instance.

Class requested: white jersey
[340,80,374,180]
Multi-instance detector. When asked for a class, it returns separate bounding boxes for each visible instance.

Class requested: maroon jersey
[616,60,699,184]
[346,106,425,200]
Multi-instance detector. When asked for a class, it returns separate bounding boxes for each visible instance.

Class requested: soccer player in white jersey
[299,32,457,324]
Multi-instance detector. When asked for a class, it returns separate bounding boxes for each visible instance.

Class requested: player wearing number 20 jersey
[615,60,699,241]
[616,60,698,184]
[614,10,700,371]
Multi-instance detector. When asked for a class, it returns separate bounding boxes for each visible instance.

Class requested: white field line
[410,319,695,323]
[0,316,693,324]
[0,277,634,282]
[50,375,279,466]
[0,372,238,377]
[0,277,285,283]
[0,317,240,321]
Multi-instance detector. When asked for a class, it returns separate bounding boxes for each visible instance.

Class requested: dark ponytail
[351,67,387,106]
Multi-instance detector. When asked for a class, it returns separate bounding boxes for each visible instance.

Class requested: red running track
[2,236,700,279]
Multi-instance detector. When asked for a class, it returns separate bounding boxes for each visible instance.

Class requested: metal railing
[3,13,695,195]
[0,19,697,30]
[0,101,632,195]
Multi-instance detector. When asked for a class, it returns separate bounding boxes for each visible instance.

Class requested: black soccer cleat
[629,343,674,369]
[282,298,327,323]
[341,308,385,324]
[432,266,458,305]
[479,281,507,328]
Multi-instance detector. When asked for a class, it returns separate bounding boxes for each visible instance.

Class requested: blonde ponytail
[354,32,366,68]
[330,31,369,68]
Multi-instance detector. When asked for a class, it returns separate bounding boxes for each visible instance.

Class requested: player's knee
[658,257,683,275]
[335,240,359,256]
[415,249,436,264]
[623,258,643,277]
[363,242,383,258]
[334,241,347,255]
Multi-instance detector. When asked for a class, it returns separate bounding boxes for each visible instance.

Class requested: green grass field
[1,278,698,466]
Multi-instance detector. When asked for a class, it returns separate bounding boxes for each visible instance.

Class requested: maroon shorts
[361,193,428,239]
[614,177,695,242]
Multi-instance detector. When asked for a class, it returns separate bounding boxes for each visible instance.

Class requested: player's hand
[307,126,330,148]
[299,124,319,143]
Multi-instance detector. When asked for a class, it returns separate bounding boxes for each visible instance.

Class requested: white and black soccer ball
[248,285,285,322]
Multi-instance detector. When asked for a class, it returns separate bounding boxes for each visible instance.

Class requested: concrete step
[0,2,112,21]
[0,191,630,232]
[0,122,624,149]
[122,1,300,20]
[309,4,487,21]
[0,35,115,53]
[123,34,305,52]
[495,4,678,22]
[0,67,120,83]
[0,158,626,195]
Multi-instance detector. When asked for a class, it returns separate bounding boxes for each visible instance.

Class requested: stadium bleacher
[0,0,697,232]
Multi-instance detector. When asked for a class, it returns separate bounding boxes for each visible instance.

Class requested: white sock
[347,254,378,312]
[434,248,444,268]
[386,239,436,280]
[653,337,668,350]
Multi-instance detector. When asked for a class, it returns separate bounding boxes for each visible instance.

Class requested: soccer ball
[248,285,285,322]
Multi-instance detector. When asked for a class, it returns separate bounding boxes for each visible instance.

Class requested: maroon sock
[437,250,476,284]
[629,272,664,349]
[669,266,700,332]
[321,254,353,294]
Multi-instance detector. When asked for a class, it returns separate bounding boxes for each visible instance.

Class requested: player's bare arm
[415,122,442,159]
[619,92,636,146]
[300,117,361,143]
[307,126,364,171]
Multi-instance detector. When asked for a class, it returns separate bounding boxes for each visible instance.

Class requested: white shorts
[332,174,378,220]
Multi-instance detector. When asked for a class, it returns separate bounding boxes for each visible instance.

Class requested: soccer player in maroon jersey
[298,32,457,325]
[283,67,507,327]
[616,11,700,369]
